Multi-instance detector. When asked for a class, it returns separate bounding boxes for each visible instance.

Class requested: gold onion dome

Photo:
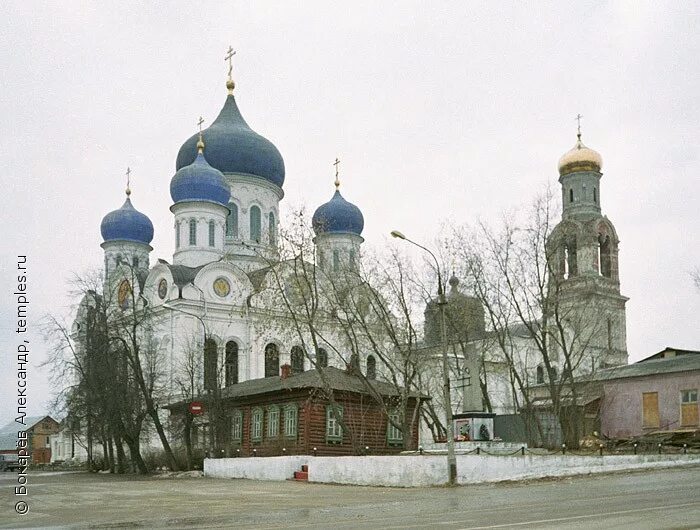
[558,135,603,175]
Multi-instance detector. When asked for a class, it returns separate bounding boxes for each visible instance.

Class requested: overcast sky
[1,1,699,425]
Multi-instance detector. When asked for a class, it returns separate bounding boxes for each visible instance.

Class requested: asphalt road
[1,466,699,529]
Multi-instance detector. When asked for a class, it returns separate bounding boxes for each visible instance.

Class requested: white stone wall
[205,454,700,487]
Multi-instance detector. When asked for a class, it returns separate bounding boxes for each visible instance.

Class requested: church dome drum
[176,95,285,188]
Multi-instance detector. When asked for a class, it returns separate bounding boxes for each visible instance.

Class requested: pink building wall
[600,371,700,438]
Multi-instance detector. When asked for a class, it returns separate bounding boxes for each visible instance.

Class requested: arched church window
[264,343,279,378]
[268,212,276,246]
[349,250,356,269]
[593,187,597,204]
[366,355,376,380]
[333,250,340,272]
[204,339,218,391]
[564,238,577,279]
[133,257,139,269]
[291,346,305,374]
[536,365,545,385]
[189,219,197,246]
[348,352,360,373]
[226,203,238,238]
[250,206,262,243]
[225,341,239,387]
[569,189,574,203]
[598,234,612,278]
[316,348,328,368]
[208,220,216,247]
[176,221,181,248]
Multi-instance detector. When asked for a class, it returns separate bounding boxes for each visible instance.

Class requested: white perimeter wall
[205,454,700,487]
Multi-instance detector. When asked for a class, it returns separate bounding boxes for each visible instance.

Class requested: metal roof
[166,367,426,408]
[592,354,700,382]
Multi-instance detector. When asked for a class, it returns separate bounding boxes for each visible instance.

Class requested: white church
[92,58,629,449]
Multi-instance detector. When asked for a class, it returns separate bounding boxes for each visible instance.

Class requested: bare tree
[446,190,608,447]
[243,209,427,451]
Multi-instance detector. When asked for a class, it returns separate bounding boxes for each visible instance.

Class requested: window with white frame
[284,405,298,438]
[251,408,263,442]
[267,406,280,438]
[175,221,180,248]
[226,202,238,238]
[326,404,343,443]
[250,206,261,243]
[387,410,403,446]
[208,220,215,247]
[231,410,242,443]
[189,219,197,245]
[268,212,276,246]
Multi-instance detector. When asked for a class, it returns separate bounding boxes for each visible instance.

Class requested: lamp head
[390,230,406,240]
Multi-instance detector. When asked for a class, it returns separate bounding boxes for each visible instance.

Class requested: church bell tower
[546,119,628,370]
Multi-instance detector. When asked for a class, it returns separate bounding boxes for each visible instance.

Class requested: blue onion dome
[312,190,364,235]
[101,196,154,245]
[170,148,231,206]
[176,95,285,188]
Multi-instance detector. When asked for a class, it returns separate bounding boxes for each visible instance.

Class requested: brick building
[0,415,60,463]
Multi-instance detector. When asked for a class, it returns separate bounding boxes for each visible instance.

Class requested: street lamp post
[391,230,457,485]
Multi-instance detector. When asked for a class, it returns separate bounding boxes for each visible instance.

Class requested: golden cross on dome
[225,46,237,94]
[575,113,583,139]
[197,116,206,153]
[125,167,131,196]
[333,157,341,189]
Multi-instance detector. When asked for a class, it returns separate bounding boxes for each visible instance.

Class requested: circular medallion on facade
[158,279,168,300]
[213,277,231,298]
[117,280,132,309]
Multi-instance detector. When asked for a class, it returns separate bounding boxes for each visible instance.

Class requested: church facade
[92,61,629,451]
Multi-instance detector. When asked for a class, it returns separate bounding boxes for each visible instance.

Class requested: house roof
[0,416,57,450]
[0,415,54,434]
[0,434,17,451]
[592,354,700,382]
[638,347,700,363]
[166,367,427,409]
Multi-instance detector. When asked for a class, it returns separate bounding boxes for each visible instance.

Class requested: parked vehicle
[0,454,23,472]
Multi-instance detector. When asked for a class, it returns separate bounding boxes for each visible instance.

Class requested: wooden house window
[387,411,403,446]
[267,406,280,438]
[284,405,298,438]
[326,404,343,443]
[642,392,659,428]
[681,389,699,427]
[230,410,242,443]
[251,408,263,442]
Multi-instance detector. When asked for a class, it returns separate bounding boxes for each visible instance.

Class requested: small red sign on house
[188,402,204,415]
